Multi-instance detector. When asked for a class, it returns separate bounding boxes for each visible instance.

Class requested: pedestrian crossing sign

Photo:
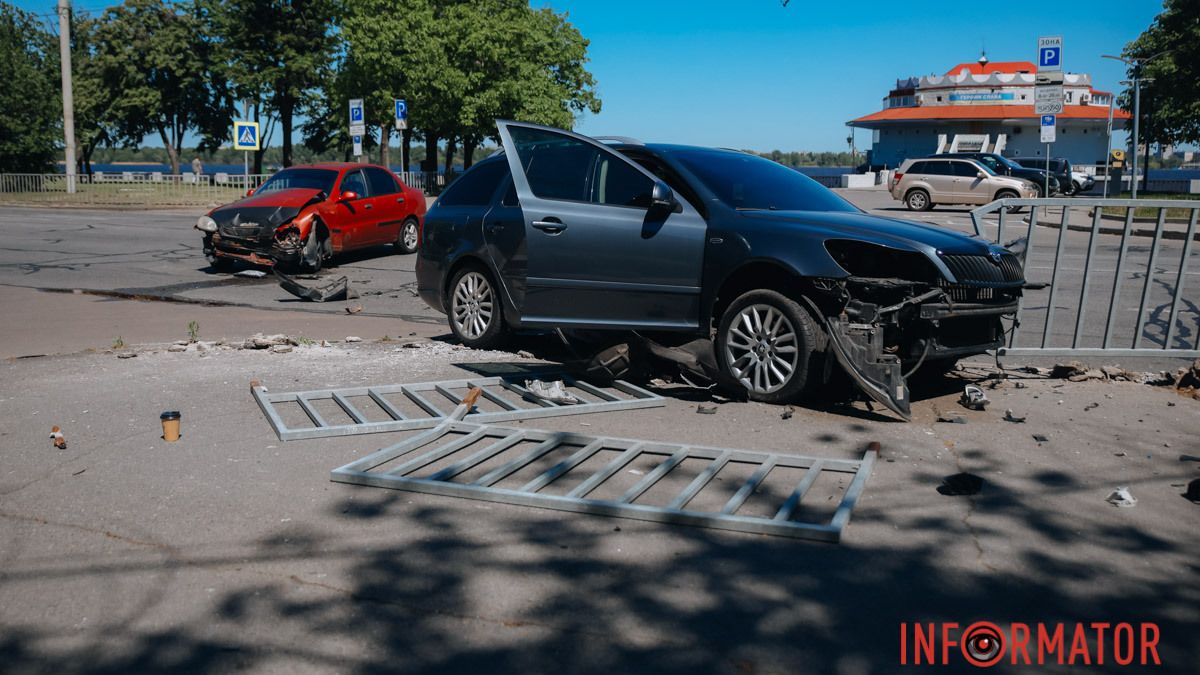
[233,121,260,151]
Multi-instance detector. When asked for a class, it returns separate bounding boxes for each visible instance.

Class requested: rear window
[672,149,858,212]
[437,160,508,207]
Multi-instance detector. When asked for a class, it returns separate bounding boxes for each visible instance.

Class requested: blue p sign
[395,99,407,121]
[1040,47,1060,68]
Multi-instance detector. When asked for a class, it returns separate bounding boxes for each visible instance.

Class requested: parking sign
[349,98,365,136]
[1040,115,1056,143]
[1038,36,1062,72]
[394,99,408,130]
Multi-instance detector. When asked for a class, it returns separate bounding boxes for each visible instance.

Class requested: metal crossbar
[331,420,878,542]
[970,198,1200,358]
[253,375,665,441]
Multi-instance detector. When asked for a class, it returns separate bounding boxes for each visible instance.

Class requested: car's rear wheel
[448,266,506,349]
[717,289,821,403]
[396,217,419,254]
[905,189,932,211]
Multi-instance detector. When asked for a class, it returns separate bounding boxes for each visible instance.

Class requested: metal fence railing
[970,198,1200,358]
[398,171,449,194]
[0,172,274,207]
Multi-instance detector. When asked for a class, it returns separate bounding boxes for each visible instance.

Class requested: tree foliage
[91,0,232,174]
[0,2,61,172]
[1120,0,1200,145]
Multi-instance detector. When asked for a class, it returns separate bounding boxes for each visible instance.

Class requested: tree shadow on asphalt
[3,465,1196,674]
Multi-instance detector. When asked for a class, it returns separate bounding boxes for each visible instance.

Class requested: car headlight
[824,240,941,283]
[196,215,217,233]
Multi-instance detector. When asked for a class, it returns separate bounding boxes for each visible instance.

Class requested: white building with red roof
[848,54,1130,169]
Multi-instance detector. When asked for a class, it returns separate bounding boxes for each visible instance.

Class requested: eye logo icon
[962,622,1005,667]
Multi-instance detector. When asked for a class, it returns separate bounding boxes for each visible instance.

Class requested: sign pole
[242,100,250,180]
[1045,146,1050,197]
[1103,103,1114,198]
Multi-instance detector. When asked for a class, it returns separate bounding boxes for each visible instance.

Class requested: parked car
[891,157,1038,211]
[933,152,1059,196]
[416,121,1026,418]
[1012,157,1075,195]
[195,163,425,272]
[1069,169,1096,194]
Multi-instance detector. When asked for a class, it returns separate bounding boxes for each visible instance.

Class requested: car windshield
[990,155,1023,170]
[672,149,859,212]
[256,168,338,195]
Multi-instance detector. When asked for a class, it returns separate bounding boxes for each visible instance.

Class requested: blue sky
[17,0,1164,151]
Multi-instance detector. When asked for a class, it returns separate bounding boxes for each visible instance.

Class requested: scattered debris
[1186,479,1200,503]
[72,468,86,476]
[781,405,794,420]
[235,269,267,278]
[1014,381,1027,389]
[117,352,137,359]
[241,334,297,350]
[1084,402,1099,411]
[1051,361,1086,379]
[1003,409,1026,423]
[696,404,718,415]
[1114,451,1127,457]
[160,411,181,442]
[345,336,362,343]
[959,385,990,410]
[938,472,983,496]
[167,343,188,353]
[1105,486,1137,508]
[516,350,535,359]
[1180,454,1200,463]
[1032,433,1050,443]
[345,304,363,314]
[524,379,581,405]
[50,426,66,449]
[937,414,967,424]
[270,344,293,354]
[275,270,359,302]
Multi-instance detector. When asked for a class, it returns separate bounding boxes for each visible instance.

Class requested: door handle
[364,203,374,210]
[531,220,566,234]
[396,196,405,203]
[484,222,504,234]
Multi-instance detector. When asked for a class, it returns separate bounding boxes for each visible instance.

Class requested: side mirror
[650,180,677,213]
[338,190,358,202]
[977,171,987,179]
[245,188,254,197]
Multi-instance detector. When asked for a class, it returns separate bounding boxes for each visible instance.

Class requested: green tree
[0,2,61,173]
[212,0,338,170]
[91,0,232,174]
[1120,0,1200,146]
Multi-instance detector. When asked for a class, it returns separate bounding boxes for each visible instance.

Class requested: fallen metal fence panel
[970,198,1200,359]
[253,375,666,441]
[331,419,877,542]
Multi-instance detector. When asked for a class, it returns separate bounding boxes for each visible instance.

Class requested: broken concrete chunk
[116,352,137,359]
[1185,479,1200,503]
[1051,361,1086,379]
[696,404,718,415]
[270,344,293,354]
[167,344,188,352]
[1083,369,1105,380]
[781,406,794,420]
[937,415,967,424]
[345,336,362,343]
[235,269,267,278]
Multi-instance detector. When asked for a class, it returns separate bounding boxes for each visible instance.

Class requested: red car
[195,163,425,271]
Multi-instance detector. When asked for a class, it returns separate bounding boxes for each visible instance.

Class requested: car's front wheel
[396,218,419,254]
[717,289,821,403]
[448,266,506,349]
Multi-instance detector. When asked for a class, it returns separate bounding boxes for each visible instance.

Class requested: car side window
[437,160,508,207]
[500,177,519,207]
[907,161,928,175]
[923,162,952,176]
[950,162,979,177]
[341,170,368,197]
[591,155,653,207]
[508,126,654,209]
[365,167,398,196]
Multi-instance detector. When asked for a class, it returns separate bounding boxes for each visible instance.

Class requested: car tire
[995,189,1021,213]
[298,225,325,273]
[448,265,507,350]
[716,289,822,404]
[905,189,932,211]
[1070,181,1082,196]
[396,217,419,255]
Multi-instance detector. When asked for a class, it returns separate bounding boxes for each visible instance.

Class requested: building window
[937,96,942,102]
[1020,94,1027,100]
[1012,127,1022,134]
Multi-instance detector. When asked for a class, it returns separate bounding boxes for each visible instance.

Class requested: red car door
[330,168,374,251]
[363,166,408,246]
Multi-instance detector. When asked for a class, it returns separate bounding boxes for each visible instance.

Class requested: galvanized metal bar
[996,206,1007,244]
[472,436,567,487]
[830,447,878,532]
[773,460,826,522]
[331,392,368,425]
[1041,205,1073,348]
[565,444,647,499]
[295,396,328,429]
[385,427,492,476]
[1023,205,1039,268]
[667,451,733,511]
[367,389,407,421]
[434,384,465,405]
[339,424,456,474]
[1103,207,1136,349]
[999,346,1200,358]
[251,384,290,440]
[427,431,527,481]
[1164,208,1198,350]
[403,388,445,417]
[617,448,690,504]
[720,457,778,515]
[570,379,620,402]
[519,440,608,493]
[1072,207,1103,348]
[1132,208,1167,349]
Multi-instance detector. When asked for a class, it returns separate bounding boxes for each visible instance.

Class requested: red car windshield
[257,168,338,195]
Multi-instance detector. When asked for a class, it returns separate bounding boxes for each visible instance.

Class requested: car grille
[940,253,1024,286]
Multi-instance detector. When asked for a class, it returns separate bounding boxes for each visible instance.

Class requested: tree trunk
[444,136,456,174]
[159,127,180,175]
[380,125,390,168]
[402,129,412,174]
[280,100,294,167]
[462,138,477,170]
[422,130,439,172]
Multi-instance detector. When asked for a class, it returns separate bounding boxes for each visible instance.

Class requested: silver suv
[891,157,1037,211]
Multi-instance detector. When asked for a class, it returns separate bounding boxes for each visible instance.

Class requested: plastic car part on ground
[275,270,359,302]
[523,379,581,405]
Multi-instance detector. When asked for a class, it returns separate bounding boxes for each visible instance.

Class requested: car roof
[283,162,389,171]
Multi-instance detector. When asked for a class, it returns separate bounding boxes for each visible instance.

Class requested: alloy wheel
[402,221,419,251]
[723,303,800,394]
[451,271,494,340]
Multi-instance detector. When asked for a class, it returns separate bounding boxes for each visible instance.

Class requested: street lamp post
[1103,52,1168,199]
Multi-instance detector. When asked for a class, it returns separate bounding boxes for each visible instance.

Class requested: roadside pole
[1102,103,1114,198]
[242,100,250,179]
[1035,36,1063,197]
[57,0,77,193]
[394,99,408,175]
